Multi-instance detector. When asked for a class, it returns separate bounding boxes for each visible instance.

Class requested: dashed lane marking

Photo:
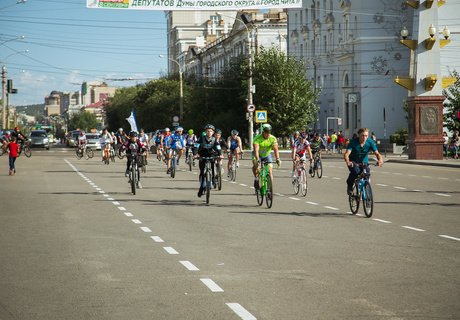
[112,201,120,205]
[373,218,392,224]
[376,183,388,187]
[117,207,126,211]
[163,247,179,255]
[124,212,134,217]
[150,236,164,243]
[179,261,199,271]
[394,186,407,190]
[140,227,152,233]
[324,206,339,211]
[131,219,142,224]
[289,197,301,201]
[226,303,257,320]
[306,201,318,205]
[402,226,426,232]
[435,193,451,197]
[200,278,224,292]
[439,235,460,242]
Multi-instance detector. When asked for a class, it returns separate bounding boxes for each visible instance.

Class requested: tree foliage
[68,110,98,131]
[443,69,460,132]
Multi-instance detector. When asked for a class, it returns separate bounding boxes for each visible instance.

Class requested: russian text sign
[87,0,302,10]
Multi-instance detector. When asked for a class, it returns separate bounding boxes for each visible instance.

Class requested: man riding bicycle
[166,127,185,173]
[344,127,383,195]
[252,123,281,189]
[309,133,325,173]
[10,126,27,151]
[184,129,197,164]
[292,133,313,177]
[227,129,243,174]
[121,131,146,189]
[77,131,87,152]
[195,124,222,197]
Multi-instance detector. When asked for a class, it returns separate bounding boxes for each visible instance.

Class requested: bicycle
[140,152,147,173]
[310,150,322,178]
[186,146,195,171]
[348,163,374,217]
[199,156,218,205]
[292,156,308,197]
[76,145,93,160]
[127,153,140,195]
[102,144,111,165]
[227,151,242,182]
[169,149,178,178]
[215,158,223,191]
[19,141,32,158]
[255,160,274,208]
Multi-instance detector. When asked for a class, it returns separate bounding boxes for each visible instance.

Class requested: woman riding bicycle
[344,128,383,195]
[252,123,281,189]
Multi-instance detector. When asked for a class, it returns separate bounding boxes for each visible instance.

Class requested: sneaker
[236,161,240,168]
[125,169,129,177]
[254,179,260,190]
[192,161,196,167]
[177,159,179,165]
[309,167,313,174]
[166,168,170,174]
[197,187,204,197]
[227,171,230,178]
[137,182,142,189]
[347,186,353,196]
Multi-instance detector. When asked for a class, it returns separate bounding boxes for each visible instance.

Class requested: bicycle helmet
[204,124,215,131]
[215,129,222,134]
[14,126,19,131]
[79,131,84,136]
[231,129,239,135]
[175,126,183,132]
[188,129,194,135]
[129,131,137,137]
[118,128,123,132]
[261,123,272,132]
[164,127,170,132]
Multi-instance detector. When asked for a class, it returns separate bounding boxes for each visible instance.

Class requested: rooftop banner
[87,0,302,10]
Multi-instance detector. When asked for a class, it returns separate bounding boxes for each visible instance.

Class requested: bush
[390,128,408,145]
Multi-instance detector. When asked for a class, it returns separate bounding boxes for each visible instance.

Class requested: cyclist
[227,129,243,174]
[252,123,281,189]
[184,129,197,165]
[138,129,149,164]
[214,129,228,176]
[309,133,325,173]
[10,126,27,151]
[289,130,300,173]
[77,131,87,154]
[344,127,383,195]
[292,133,313,178]
[100,128,113,161]
[121,131,146,189]
[166,127,185,173]
[195,124,222,197]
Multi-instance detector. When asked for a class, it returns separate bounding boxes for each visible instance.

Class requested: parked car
[86,133,101,150]
[29,130,50,149]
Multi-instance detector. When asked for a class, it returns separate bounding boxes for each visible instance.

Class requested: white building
[288,0,414,140]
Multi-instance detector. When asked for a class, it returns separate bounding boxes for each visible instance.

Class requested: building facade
[288,0,413,140]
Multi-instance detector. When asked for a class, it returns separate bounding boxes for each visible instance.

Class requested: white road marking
[240,184,248,187]
[422,176,431,178]
[322,175,329,178]
[98,190,105,193]
[200,278,224,292]
[230,181,237,184]
[439,235,460,241]
[438,177,448,180]
[131,219,142,224]
[107,198,114,201]
[394,186,407,190]
[163,247,179,254]
[356,213,365,217]
[408,174,416,177]
[117,207,126,211]
[112,201,120,205]
[332,177,341,180]
[150,236,164,242]
[250,187,255,189]
[289,197,301,201]
[435,193,451,197]
[381,171,389,174]
[373,218,392,224]
[95,187,101,191]
[393,172,402,175]
[402,226,425,232]
[413,189,423,192]
[179,261,199,271]
[226,303,257,320]
[376,183,388,187]
[275,193,285,197]
[140,227,152,233]
[324,206,339,211]
[306,201,318,205]
[124,212,133,217]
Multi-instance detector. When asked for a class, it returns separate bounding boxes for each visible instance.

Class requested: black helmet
[129,131,137,137]
[231,129,239,135]
[204,124,215,131]
[215,129,222,134]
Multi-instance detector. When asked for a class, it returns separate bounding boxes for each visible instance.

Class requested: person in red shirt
[7,136,20,175]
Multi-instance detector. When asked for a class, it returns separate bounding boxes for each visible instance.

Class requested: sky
[0,0,168,106]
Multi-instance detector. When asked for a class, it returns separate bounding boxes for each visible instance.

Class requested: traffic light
[6,79,18,94]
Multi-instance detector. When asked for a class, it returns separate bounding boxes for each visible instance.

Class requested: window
[300,10,303,25]
[300,43,303,58]
[210,15,219,25]
[311,5,315,20]
[305,8,308,24]
[330,0,333,10]
[345,15,350,40]
[345,103,349,129]
[323,35,327,53]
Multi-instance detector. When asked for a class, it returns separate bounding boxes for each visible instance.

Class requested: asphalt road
[0,147,459,320]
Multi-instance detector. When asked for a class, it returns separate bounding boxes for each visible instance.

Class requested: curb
[385,159,460,168]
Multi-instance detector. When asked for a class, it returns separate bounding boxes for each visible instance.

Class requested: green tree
[68,110,98,132]
[443,69,460,132]
[252,47,319,137]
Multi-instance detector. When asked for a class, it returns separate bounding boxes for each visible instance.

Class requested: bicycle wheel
[188,153,192,171]
[316,159,323,178]
[217,165,222,191]
[141,156,146,173]
[170,155,176,178]
[205,168,212,204]
[300,168,308,197]
[86,147,94,159]
[117,149,125,159]
[292,171,300,195]
[23,146,32,158]
[348,181,360,214]
[231,158,237,181]
[310,164,315,177]
[265,174,274,208]
[130,163,136,195]
[362,182,374,217]
[256,175,264,206]
[76,148,82,159]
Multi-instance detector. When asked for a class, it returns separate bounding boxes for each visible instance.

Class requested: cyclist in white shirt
[100,128,113,160]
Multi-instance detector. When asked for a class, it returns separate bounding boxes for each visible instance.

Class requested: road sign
[255,110,267,123]
[172,116,179,122]
[247,104,255,112]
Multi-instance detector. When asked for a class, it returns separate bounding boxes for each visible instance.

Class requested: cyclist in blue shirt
[166,127,185,174]
[344,127,383,195]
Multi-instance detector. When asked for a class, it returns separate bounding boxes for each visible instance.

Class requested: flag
[126,110,138,133]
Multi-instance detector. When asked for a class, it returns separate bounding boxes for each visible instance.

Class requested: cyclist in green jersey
[252,123,281,189]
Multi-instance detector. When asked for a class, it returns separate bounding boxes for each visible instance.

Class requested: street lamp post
[159,54,183,124]
[217,12,254,151]
[1,50,29,129]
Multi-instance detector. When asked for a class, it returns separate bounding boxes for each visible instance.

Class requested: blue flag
[126,110,138,133]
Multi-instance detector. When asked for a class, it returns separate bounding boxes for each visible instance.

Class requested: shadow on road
[234,210,352,218]
[376,201,460,207]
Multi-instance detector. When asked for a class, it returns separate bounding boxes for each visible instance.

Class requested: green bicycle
[255,160,274,208]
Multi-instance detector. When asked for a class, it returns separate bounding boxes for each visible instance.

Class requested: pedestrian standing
[443,132,449,159]
[7,136,20,176]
